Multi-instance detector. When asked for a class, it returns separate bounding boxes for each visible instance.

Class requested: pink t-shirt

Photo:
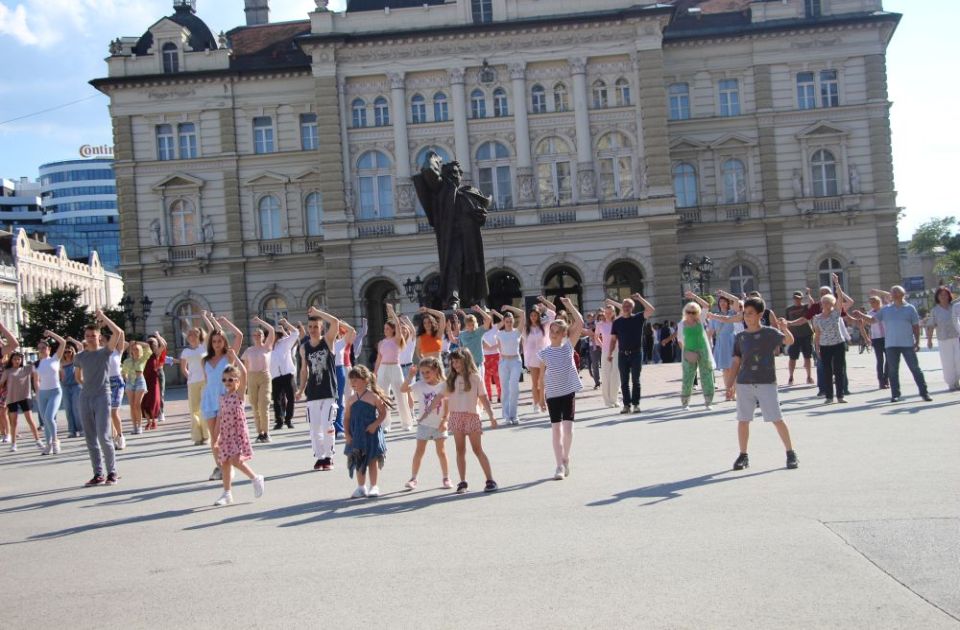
[241,346,271,373]
[378,337,400,363]
[595,320,615,355]
[522,310,554,360]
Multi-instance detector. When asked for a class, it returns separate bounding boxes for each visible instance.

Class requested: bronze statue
[412,152,490,309]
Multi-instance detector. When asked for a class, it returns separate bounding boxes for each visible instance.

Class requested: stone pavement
[1,348,957,629]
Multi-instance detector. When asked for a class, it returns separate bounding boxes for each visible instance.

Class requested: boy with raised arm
[298,306,341,471]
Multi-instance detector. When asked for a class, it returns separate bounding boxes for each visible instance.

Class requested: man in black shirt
[606,294,656,414]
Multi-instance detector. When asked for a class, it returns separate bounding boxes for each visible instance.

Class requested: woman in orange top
[417,306,446,359]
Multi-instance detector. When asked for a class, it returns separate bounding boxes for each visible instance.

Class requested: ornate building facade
[92,0,901,356]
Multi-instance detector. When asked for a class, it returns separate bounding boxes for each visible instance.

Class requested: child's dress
[216,391,253,465]
[344,393,386,478]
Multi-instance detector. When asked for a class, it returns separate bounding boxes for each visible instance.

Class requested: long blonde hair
[445,348,478,392]
[349,365,395,409]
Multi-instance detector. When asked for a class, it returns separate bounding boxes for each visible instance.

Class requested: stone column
[448,68,471,176]
[648,217,681,321]
[764,220,787,312]
[509,62,535,207]
[389,72,415,214]
[569,57,596,202]
[634,48,671,198]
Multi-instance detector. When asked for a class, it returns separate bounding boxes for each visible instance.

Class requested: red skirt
[141,356,163,418]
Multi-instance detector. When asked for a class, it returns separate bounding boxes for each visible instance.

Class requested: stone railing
[538,209,577,225]
[357,221,396,239]
[169,245,197,261]
[258,240,284,256]
[813,197,843,212]
[678,207,702,223]
[600,204,640,220]
[305,237,324,253]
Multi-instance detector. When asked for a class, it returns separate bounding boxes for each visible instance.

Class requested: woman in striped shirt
[538,296,584,481]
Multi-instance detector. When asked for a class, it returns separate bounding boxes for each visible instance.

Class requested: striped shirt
[539,340,582,399]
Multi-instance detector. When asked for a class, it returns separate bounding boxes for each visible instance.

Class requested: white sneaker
[9,443,17,452]
[53,440,61,455]
[213,491,233,506]
[705,404,713,411]
[350,486,367,499]
[681,405,690,411]
[117,435,126,450]
[209,467,222,481]
[367,485,380,497]
[158,412,165,423]
[554,466,565,480]
[252,475,265,499]
[563,459,570,477]
[42,442,52,455]
[35,439,45,450]
[404,478,418,490]
[0,434,8,443]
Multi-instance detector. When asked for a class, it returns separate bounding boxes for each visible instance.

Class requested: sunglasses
[222,377,238,383]
[684,310,697,315]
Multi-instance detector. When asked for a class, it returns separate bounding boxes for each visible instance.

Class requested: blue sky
[0,0,956,238]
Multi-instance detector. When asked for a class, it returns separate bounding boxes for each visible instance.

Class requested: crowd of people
[1,275,957,506]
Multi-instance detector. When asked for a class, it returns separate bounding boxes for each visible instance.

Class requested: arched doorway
[362,279,400,367]
[543,265,583,312]
[486,269,523,312]
[604,261,644,301]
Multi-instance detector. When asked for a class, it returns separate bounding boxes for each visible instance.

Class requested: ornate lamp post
[403,276,426,306]
[696,256,713,294]
[119,293,153,338]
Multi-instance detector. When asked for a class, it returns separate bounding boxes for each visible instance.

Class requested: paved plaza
[1,348,958,629]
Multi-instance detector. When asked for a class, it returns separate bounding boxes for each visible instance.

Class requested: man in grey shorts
[728,297,799,471]
[74,311,124,486]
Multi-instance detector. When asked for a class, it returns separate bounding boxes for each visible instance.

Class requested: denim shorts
[124,375,147,394]
[109,376,126,408]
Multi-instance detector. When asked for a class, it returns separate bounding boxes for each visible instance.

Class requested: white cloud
[0,3,40,45]
[0,0,164,48]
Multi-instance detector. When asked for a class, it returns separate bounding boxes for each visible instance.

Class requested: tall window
[668,83,690,120]
[374,97,390,126]
[493,88,509,117]
[615,78,631,106]
[476,141,512,209]
[300,113,318,150]
[253,116,274,154]
[535,137,573,205]
[672,163,698,208]
[169,199,197,245]
[553,83,568,112]
[592,80,609,109]
[721,159,747,204]
[818,257,844,288]
[174,301,203,348]
[719,79,741,117]
[411,94,426,124]
[811,149,838,197]
[305,192,323,236]
[604,262,644,301]
[352,99,367,128]
[433,92,449,121]
[161,43,179,74]
[531,84,546,114]
[797,72,816,110]
[258,195,282,239]
[177,123,197,159]
[597,132,633,200]
[472,0,492,23]
[470,89,487,119]
[156,124,175,161]
[262,296,288,327]
[728,264,756,295]
[820,70,839,107]
[357,150,394,220]
[805,0,822,18]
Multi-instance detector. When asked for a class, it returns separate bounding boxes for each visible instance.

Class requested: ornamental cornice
[663,20,879,49]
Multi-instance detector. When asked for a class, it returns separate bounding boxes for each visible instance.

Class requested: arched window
[486,270,523,311]
[308,292,327,310]
[535,136,573,205]
[414,146,452,216]
[470,89,487,119]
[597,132,633,200]
[305,192,323,236]
[493,87,509,117]
[374,96,390,126]
[173,300,203,348]
[357,150,394,219]
[169,199,197,245]
[604,261,644,300]
[262,296,288,327]
[543,265,583,312]
[592,80,608,109]
[553,83,568,112]
[411,94,426,124]
[352,98,367,128]
[721,158,747,204]
[475,141,512,209]
[672,163,698,208]
[728,263,756,295]
[433,92,449,122]
[161,42,179,74]
[668,83,690,120]
[811,149,838,197]
[531,84,546,114]
[258,195,282,239]
[363,279,401,358]
[615,78,631,106]
[818,257,844,289]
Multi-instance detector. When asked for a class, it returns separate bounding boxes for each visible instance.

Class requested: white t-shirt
[411,380,445,428]
[180,346,206,385]
[496,329,522,356]
[398,338,416,364]
[334,338,347,367]
[270,333,299,378]
[37,357,61,391]
[481,328,499,356]
[108,351,122,378]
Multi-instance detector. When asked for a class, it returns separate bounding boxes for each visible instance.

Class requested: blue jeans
[498,357,523,422]
[62,384,82,435]
[334,365,347,434]
[37,387,62,444]
[618,350,643,407]
[884,346,928,399]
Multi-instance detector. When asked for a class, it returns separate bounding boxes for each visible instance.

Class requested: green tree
[909,217,960,276]
[20,286,92,348]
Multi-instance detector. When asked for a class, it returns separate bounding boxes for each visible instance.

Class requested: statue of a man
[412,152,490,309]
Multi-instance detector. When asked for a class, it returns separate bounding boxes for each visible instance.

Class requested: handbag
[683,350,700,365]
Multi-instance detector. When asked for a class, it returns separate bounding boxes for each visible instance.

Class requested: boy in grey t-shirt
[729,298,799,471]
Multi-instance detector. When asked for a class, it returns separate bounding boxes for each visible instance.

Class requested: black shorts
[788,336,813,360]
[7,399,32,413]
[546,392,576,423]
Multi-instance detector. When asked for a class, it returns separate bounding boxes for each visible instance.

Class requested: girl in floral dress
[213,350,264,506]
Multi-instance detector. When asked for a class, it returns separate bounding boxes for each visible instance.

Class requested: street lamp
[696,256,713,294]
[403,276,425,306]
[119,293,152,337]
[680,256,713,296]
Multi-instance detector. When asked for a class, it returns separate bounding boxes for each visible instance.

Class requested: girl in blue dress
[344,365,393,499]
[199,312,244,482]
[709,296,739,401]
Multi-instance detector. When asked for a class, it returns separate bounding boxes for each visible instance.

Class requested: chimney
[244,0,269,26]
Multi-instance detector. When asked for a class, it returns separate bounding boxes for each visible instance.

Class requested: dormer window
[162,43,179,74]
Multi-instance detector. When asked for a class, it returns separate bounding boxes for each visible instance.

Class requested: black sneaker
[84,475,105,487]
[456,481,468,494]
[619,406,630,414]
[273,422,284,431]
[313,459,323,471]
[484,480,499,493]
[285,421,294,429]
[890,396,901,403]
[786,450,799,469]
[320,458,333,472]
[921,393,933,402]
[105,472,119,486]
[733,453,749,471]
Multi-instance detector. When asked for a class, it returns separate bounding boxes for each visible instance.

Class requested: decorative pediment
[796,120,849,139]
[709,133,756,149]
[152,172,205,191]
[291,168,322,182]
[669,137,709,152]
[243,172,290,187]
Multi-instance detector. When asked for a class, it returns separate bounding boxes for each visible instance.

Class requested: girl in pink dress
[213,350,264,506]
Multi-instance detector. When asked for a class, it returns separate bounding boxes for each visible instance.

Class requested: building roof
[133,2,218,56]
[345,0,446,12]
[226,21,312,71]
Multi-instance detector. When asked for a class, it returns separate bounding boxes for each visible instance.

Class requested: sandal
[455,481,468,494]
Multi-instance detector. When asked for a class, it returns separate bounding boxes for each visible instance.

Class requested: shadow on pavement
[586,468,782,508]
